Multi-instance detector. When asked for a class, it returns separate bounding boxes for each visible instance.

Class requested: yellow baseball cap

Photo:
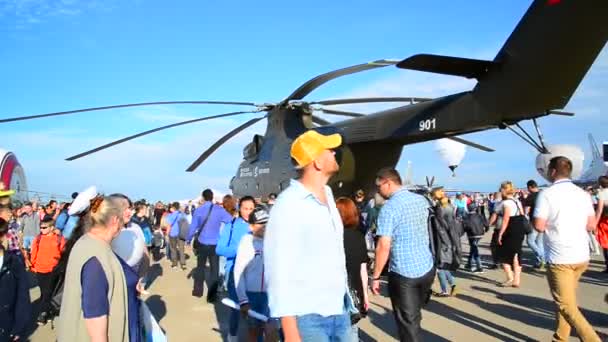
[290,130,342,168]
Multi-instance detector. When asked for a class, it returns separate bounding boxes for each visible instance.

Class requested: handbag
[193,205,214,250]
[346,279,366,325]
[507,199,533,234]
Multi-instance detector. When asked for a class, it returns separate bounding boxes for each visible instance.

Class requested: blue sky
[1,0,606,201]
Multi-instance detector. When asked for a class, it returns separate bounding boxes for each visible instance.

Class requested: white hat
[68,186,98,216]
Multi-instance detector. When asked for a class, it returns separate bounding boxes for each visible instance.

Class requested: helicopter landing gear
[501,118,550,154]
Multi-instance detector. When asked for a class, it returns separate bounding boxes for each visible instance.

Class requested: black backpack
[427,201,462,271]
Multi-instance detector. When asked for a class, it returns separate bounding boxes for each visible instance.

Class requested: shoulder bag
[507,199,533,234]
[193,205,214,250]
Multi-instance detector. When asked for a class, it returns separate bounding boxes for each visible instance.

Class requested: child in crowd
[234,206,278,342]
[30,217,66,325]
[463,202,489,273]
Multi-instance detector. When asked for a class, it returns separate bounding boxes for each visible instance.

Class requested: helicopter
[1,0,606,200]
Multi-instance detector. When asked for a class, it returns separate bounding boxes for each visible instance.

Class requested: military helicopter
[2,0,606,200]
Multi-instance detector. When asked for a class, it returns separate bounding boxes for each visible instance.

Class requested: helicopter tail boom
[473,0,607,118]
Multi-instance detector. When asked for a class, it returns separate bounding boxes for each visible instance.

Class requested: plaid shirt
[7,228,21,252]
[377,188,434,278]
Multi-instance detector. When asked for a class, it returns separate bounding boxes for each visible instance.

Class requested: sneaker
[37,312,48,326]
[434,292,450,298]
[473,268,484,274]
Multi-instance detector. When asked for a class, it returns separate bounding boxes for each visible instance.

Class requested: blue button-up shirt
[377,188,434,278]
[187,202,232,245]
[165,211,182,238]
[264,179,347,318]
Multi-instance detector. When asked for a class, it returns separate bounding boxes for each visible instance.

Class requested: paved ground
[27,236,608,341]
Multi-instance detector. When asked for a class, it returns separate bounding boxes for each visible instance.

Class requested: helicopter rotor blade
[548,110,575,116]
[447,136,495,152]
[186,116,266,172]
[310,97,432,106]
[283,59,399,102]
[317,108,365,117]
[66,110,259,161]
[311,115,331,126]
[0,101,259,124]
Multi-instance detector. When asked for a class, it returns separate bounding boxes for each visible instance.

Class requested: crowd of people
[0,129,607,342]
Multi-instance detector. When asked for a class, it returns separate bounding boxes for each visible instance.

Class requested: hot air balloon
[435,138,466,177]
[535,144,585,181]
[0,149,28,202]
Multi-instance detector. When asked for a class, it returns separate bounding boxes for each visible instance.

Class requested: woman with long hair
[430,189,459,297]
[336,197,369,342]
[216,196,256,342]
[495,181,526,287]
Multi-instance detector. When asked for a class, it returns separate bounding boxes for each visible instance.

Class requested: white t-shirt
[494,198,521,229]
[534,180,594,264]
[495,198,522,217]
[598,188,608,203]
[111,222,146,268]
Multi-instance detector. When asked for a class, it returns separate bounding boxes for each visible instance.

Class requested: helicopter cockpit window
[243,134,265,161]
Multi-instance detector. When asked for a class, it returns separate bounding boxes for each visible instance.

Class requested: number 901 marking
[419,118,436,131]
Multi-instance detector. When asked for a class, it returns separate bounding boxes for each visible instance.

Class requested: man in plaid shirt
[371,168,435,342]
[0,206,25,261]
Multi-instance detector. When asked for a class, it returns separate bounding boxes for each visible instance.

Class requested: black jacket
[0,251,31,341]
[463,212,489,237]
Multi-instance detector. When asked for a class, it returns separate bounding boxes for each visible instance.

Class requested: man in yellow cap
[264,130,354,341]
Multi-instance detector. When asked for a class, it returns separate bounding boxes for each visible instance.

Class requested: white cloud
[0,0,108,28]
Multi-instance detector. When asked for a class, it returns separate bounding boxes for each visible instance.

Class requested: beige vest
[57,234,129,342]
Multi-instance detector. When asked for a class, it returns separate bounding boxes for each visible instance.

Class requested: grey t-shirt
[20,213,40,238]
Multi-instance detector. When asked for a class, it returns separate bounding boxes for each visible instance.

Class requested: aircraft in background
[577,134,608,185]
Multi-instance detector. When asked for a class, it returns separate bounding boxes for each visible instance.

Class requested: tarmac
[27,236,608,341]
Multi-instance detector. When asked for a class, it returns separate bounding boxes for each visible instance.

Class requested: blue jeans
[527,230,545,265]
[349,323,359,342]
[296,312,350,342]
[22,236,35,250]
[437,270,455,294]
[467,237,482,270]
[227,271,240,337]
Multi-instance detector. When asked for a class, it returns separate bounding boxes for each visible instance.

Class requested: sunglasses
[40,225,52,229]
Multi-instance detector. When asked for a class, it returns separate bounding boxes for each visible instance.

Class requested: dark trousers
[193,243,219,299]
[36,272,53,315]
[388,268,435,342]
[169,237,186,267]
[490,229,500,266]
